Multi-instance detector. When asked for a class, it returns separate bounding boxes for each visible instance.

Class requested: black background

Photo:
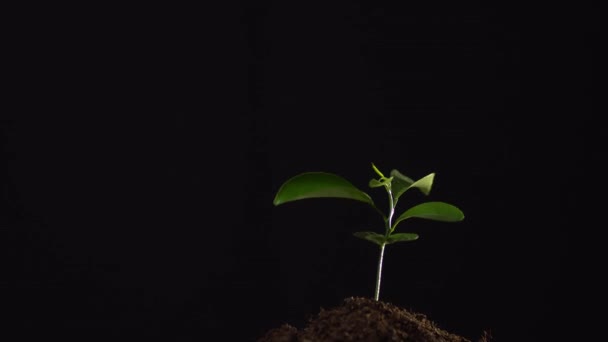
[2,2,601,341]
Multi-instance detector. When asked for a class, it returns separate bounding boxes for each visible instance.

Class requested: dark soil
[258,297,491,342]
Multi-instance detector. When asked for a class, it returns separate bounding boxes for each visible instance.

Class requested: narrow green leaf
[386,233,419,244]
[392,201,464,231]
[353,231,386,246]
[273,172,374,206]
[371,163,385,178]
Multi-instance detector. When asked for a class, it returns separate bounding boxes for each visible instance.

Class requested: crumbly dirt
[258,297,490,342]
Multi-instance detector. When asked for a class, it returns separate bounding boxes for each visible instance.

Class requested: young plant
[273,163,464,301]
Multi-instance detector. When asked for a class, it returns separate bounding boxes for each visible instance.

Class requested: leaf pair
[273,166,463,245]
[353,231,419,247]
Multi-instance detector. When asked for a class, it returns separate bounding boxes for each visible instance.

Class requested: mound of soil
[258,297,489,342]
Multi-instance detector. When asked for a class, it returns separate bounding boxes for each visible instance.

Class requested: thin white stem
[374,243,386,301]
[374,187,395,301]
[387,189,395,232]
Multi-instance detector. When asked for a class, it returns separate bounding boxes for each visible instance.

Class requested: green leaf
[368,178,385,188]
[353,231,386,246]
[409,173,435,195]
[386,233,419,244]
[390,169,414,184]
[391,171,435,202]
[371,163,385,178]
[390,169,414,200]
[368,177,393,188]
[273,172,374,206]
[392,201,464,231]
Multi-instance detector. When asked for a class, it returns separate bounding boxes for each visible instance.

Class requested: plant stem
[374,187,395,301]
[374,243,386,301]
[386,188,395,234]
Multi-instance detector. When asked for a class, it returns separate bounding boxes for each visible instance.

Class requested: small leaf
[353,231,386,246]
[390,169,414,183]
[273,172,374,206]
[390,169,414,200]
[409,173,435,196]
[368,179,385,188]
[386,233,419,244]
[368,177,393,188]
[391,172,435,202]
[392,201,464,231]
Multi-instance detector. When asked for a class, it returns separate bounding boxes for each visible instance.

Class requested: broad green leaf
[392,201,464,231]
[273,172,374,206]
[353,231,386,246]
[386,233,419,244]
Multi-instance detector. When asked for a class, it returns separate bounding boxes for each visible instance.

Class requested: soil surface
[258,297,490,342]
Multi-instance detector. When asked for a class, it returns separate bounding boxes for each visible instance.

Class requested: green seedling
[273,163,464,301]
